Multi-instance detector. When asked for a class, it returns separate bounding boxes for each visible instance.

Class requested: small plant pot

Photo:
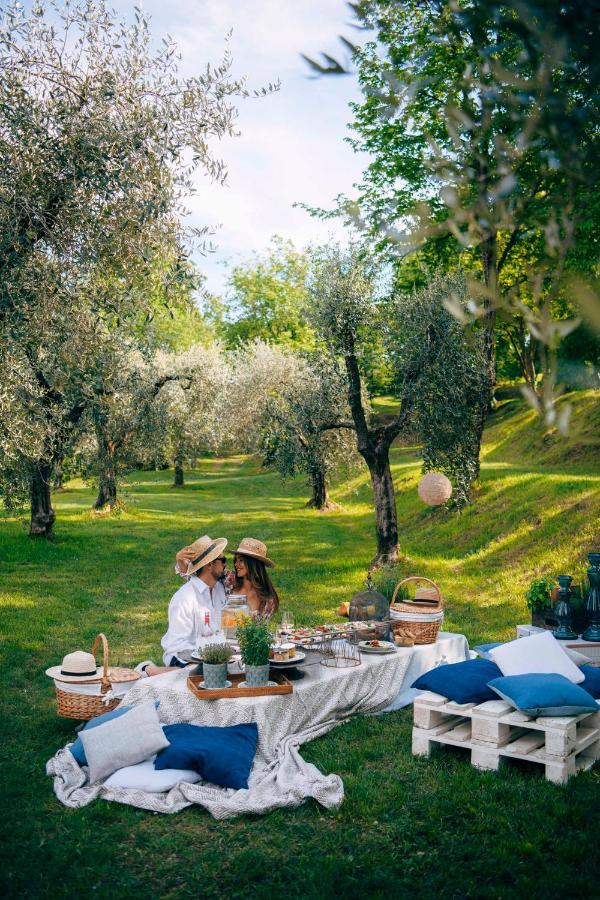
[202,661,228,689]
[244,663,270,687]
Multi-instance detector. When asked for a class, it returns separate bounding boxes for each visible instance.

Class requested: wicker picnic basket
[389,577,444,645]
[54,633,140,720]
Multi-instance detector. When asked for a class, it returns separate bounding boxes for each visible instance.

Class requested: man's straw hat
[181,534,228,577]
[45,650,106,683]
[234,537,274,568]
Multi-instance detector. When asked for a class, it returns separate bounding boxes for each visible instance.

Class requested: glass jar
[221,594,250,641]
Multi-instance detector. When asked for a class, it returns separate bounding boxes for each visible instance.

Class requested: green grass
[1,394,600,898]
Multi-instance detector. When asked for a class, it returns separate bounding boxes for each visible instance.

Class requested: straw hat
[234,537,274,568]
[45,650,106,683]
[180,534,228,577]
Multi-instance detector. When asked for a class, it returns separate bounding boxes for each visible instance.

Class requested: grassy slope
[1,392,599,899]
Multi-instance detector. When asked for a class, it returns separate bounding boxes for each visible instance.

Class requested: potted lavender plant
[199,643,232,689]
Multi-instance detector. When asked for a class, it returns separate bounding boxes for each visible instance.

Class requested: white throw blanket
[47,649,413,819]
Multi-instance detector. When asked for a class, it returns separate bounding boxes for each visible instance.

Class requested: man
[162,534,228,666]
[139,535,228,677]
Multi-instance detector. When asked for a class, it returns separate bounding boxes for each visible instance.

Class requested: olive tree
[306,245,417,565]
[0,0,254,535]
[261,357,358,510]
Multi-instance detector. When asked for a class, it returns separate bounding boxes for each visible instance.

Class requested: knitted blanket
[47,649,413,819]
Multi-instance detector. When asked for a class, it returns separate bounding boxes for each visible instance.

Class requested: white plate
[237,680,278,688]
[198,679,232,690]
[269,651,306,667]
[358,641,397,653]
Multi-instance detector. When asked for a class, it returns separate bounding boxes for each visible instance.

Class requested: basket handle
[91,633,111,688]
[391,576,442,606]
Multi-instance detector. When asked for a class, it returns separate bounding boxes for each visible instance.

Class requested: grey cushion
[80,701,170,784]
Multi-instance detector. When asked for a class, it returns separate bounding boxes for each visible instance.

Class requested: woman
[231,537,279,620]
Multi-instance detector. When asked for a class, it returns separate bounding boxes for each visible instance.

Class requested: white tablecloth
[46,632,468,818]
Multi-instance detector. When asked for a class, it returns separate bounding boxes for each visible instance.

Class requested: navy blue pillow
[69,702,160,766]
[412,659,502,704]
[488,673,599,716]
[580,665,600,699]
[155,723,258,790]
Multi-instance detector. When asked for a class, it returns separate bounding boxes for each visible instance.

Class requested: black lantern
[553,575,578,640]
[582,553,600,642]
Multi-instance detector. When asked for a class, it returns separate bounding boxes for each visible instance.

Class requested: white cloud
[121,0,369,294]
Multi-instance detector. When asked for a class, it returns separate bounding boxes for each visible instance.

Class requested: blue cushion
[488,673,600,716]
[474,642,503,659]
[69,702,160,766]
[411,659,502,704]
[580,665,600,699]
[155,723,258,790]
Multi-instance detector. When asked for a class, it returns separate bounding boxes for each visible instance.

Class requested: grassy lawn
[1,393,599,898]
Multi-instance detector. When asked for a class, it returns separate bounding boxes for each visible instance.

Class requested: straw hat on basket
[45,650,106,683]
[178,534,228,577]
[234,537,274,568]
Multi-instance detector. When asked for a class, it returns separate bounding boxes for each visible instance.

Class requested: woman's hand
[175,545,197,575]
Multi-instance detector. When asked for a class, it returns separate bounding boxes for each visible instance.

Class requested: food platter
[269,651,307,668]
[358,640,397,654]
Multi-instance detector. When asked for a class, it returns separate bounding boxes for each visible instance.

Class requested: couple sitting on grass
[141,535,279,677]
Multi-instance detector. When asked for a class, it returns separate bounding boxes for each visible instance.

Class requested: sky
[124,0,369,298]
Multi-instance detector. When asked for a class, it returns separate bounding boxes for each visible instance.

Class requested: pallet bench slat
[412,691,600,785]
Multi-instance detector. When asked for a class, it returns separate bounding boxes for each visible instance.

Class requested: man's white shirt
[161,576,227,665]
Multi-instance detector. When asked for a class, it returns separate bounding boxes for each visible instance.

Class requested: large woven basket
[389,577,444,645]
[54,633,139,720]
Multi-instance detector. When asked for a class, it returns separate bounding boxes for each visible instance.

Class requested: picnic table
[47,632,468,819]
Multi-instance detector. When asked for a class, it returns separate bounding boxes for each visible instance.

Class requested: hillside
[1,390,599,898]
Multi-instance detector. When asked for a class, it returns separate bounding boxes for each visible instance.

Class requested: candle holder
[582,553,600,642]
[553,575,578,640]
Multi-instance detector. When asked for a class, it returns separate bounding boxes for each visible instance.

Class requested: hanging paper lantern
[418,472,452,506]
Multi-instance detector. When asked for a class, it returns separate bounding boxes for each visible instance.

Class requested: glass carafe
[221,594,250,641]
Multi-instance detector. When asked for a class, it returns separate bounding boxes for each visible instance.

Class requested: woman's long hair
[233,554,279,615]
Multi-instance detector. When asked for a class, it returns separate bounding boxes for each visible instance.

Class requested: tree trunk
[30,460,56,537]
[366,448,399,567]
[53,462,64,491]
[173,453,184,487]
[344,346,401,564]
[94,421,118,509]
[470,234,499,479]
[305,466,337,511]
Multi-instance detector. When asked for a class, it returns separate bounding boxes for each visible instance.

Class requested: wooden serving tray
[187,672,293,700]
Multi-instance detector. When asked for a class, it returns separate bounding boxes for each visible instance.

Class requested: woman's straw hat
[234,537,274,568]
[45,650,106,683]
[181,534,228,577]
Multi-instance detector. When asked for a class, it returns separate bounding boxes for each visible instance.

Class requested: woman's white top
[161,576,227,665]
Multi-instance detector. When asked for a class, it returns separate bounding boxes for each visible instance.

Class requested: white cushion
[103,757,200,792]
[80,700,170,783]
[489,631,585,684]
[563,646,592,666]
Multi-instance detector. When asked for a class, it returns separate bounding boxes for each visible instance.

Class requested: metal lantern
[349,572,389,622]
[553,575,578,640]
[418,472,452,506]
[582,552,600,642]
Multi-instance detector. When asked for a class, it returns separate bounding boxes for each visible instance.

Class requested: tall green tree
[0,0,254,535]
[222,237,316,350]
[307,0,600,430]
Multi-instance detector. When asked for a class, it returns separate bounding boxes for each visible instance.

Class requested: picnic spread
[46,631,469,818]
[44,546,600,817]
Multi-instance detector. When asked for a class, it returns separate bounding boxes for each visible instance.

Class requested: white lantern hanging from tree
[418,472,452,506]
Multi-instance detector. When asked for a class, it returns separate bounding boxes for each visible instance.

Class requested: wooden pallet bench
[412,691,600,785]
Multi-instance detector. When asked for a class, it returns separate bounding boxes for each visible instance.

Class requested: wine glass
[281,610,294,637]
